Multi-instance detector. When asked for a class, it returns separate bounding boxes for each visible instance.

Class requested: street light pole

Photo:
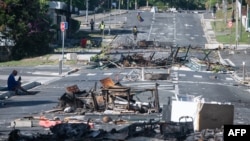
[94,8,96,22]
[127,0,129,10]
[115,2,117,25]
[223,0,227,23]
[109,0,112,35]
[66,0,71,37]
[119,0,121,15]
[209,0,211,11]
[236,0,239,49]
[85,0,88,23]
[135,0,137,10]
[240,0,242,39]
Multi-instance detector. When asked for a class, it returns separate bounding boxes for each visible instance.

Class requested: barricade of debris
[53,77,161,115]
[7,78,233,141]
[93,52,172,69]
[94,45,235,73]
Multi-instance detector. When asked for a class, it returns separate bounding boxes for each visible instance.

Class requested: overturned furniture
[100,77,161,113]
[56,77,162,114]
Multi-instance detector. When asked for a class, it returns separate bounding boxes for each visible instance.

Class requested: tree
[246,0,250,5]
[0,0,55,60]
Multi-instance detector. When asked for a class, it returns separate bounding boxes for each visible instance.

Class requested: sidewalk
[202,14,250,50]
[201,15,219,44]
[202,14,250,85]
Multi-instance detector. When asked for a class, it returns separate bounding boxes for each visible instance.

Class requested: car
[169,7,178,13]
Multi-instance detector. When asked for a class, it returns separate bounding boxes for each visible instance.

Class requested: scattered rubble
[4,43,238,140]
[7,119,225,141]
[6,76,233,140]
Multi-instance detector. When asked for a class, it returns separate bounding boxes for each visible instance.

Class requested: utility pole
[240,0,242,39]
[66,0,71,38]
[85,0,88,23]
[127,0,129,10]
[247,4,249,31]
[223,0,227,23]
[109,0,112,35]
[209,0,212,11]
[135,0,137,10]
[119,0,121,14]
[236,0,239,49]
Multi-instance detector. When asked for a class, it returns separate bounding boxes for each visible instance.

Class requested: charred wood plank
[91,92,99,111]
[154,83,160,113]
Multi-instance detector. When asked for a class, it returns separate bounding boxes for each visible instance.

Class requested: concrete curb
[0,68,77,100]
[66,68,80,75]
[0,82,41,100]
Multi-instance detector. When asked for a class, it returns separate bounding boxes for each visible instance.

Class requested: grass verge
[213,3,250,44]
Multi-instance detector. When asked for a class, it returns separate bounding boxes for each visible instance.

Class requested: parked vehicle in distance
[167,7,178,13]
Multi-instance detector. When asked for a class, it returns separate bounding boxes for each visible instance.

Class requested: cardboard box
[195,103,234,131]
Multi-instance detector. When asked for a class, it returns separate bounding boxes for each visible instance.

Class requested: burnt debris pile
[56,77,161,114]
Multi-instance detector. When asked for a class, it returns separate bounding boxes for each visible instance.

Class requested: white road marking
[119,72,128,75]
[87,73,96,76]
[103,73,113,75]
[179,74,186,77]
[226,77,233,81]
[193,75,202,78]
[171,66,192,71]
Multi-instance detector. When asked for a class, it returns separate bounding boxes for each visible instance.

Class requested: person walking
[7,70,31,95]
[99,21,105,35]
[132,26,138,40]
[90,19,95,32]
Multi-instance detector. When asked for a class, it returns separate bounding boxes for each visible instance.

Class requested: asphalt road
[79,10,207,48]
[176,70,250,124]
[109,11,207,48]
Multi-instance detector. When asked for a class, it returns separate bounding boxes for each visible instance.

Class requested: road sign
[228,21,233,28]
[60,22,68,32]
